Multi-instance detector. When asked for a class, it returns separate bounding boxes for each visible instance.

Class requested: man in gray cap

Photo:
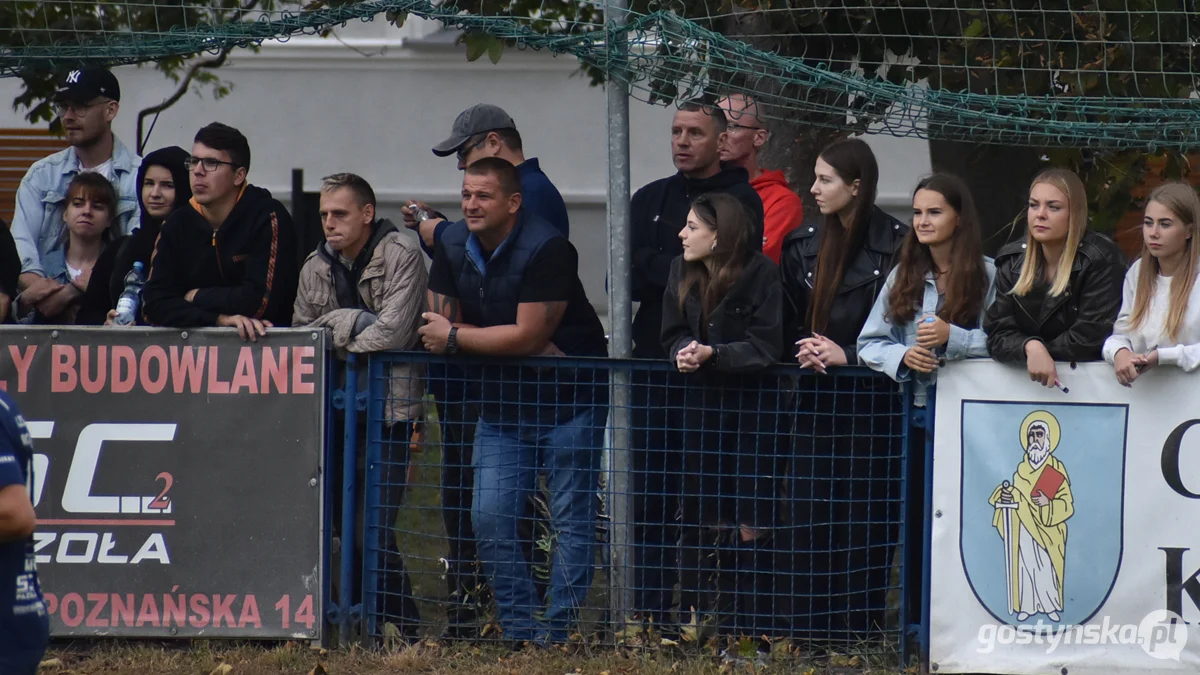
[402,102,568,639]
[12,67,141,317]
[402,103,568,254]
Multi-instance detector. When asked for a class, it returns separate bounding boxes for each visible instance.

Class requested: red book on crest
[1032,463,1065,500]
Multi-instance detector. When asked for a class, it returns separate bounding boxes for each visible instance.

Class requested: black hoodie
[77,146,192,325]
[142,184,298,328]
[629,163,765,359]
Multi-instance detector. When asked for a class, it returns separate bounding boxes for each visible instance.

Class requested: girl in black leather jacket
[984,168,1127,387]
[777,138,907,641]
[661,192,785,650]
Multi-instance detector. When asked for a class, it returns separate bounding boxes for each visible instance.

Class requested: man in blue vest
[402,104,567,637]
[418,157,607,645]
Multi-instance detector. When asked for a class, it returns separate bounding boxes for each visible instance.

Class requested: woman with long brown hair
[856,173,996,630]
[778,137,908,642]
[1105,182,1200,385]
[985,168,1126,387]
[661,192,784,657]
[858,173,996,402]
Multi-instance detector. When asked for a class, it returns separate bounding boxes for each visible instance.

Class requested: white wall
[0,17,930,318]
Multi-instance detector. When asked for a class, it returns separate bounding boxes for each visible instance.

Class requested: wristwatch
[446,326,459,355]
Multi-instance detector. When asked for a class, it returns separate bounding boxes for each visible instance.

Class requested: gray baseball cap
[432,103,517,157]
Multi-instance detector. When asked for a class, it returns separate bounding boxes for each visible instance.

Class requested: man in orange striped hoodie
[717,94,804,264]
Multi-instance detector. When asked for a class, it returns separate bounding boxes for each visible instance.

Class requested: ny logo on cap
[66,70,81,84]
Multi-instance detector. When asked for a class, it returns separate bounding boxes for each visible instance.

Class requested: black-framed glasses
[185,156,239,173]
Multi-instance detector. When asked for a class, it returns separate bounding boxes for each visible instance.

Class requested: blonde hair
[1013,168,1089,297]
[1128,182,1200,342]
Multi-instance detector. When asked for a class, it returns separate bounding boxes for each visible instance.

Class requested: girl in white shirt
[1104,182,1200,385]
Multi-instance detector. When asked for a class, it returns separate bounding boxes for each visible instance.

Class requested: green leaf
[385,9,408,27]
[464,32,488,62]
[963,19,985,39]
[487,36,505,65]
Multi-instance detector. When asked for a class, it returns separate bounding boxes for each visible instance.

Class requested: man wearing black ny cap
[402,103,569,255]
[11,68,141,316]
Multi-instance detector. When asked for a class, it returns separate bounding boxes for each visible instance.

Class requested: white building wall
[0,18,930,319]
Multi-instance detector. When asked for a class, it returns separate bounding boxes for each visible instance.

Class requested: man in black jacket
[143,123,298,340]
[631,101,764,359]
[627,100,764,631]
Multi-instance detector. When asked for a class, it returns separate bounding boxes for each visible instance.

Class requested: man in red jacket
[717,94,803,263]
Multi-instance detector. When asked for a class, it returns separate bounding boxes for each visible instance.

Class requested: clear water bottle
[113,262,146,326]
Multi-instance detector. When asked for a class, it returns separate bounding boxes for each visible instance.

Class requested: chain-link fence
[329,351,915,660]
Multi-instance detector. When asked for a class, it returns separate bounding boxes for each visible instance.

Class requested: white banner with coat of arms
[930,360,1200,674]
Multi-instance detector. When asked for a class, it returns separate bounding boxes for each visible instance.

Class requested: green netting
[2,0,1200,149]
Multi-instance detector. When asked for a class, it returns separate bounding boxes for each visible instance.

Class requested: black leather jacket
[779,206,908,364]
[983,229,1127,363]
[661,251,784,373]
[630,164,765,359]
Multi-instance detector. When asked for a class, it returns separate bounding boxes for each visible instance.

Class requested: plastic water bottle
[113,262,146,326]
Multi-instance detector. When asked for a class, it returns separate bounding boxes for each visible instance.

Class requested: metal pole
[339,354,360,646]
[605,0,634,638]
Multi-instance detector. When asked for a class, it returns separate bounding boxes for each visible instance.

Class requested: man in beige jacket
[292,172,427,640]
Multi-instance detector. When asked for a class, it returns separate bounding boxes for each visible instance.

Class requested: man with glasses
[10,68,140,314]
[402,103,568,253]
[717,93,803,263]
[142,122,298,340]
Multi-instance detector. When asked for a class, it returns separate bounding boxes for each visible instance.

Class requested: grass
[41,640,911,675]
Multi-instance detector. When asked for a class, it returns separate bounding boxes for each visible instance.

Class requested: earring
[710,241,717,252]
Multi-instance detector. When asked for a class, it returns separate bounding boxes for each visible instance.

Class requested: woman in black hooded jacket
[78,146,191,325]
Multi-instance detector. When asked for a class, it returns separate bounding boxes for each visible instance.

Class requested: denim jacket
[10,136,140,276]
[857,257,997,406]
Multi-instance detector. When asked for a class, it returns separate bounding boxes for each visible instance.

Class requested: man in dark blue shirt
[401,103,569,637]
[404,103,569,251]
[0,391,49,674]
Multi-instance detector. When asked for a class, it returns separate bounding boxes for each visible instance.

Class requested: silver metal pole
[605,0,634,640]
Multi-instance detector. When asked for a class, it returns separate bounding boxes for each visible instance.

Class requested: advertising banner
[0,327,327,640]
[931,360,1199,674]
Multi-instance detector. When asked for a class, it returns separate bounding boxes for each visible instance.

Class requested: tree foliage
[0,0,275,132]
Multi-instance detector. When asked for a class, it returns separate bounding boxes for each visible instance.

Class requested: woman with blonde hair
[1104,182,1200,385]
[984,168,1127,386]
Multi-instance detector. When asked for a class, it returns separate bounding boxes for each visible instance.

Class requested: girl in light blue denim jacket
[857,173,998,407]
[855,172,996,631]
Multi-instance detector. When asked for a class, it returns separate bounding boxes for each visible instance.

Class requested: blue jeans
[471,405,606,643]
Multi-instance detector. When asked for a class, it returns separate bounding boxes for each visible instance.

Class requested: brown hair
[887,173,989,326]
[675,192,754,327]
[1013,168,1089,297]
[66,172,118,221]
[1127,182,1200,341]
[808,137,879,333]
